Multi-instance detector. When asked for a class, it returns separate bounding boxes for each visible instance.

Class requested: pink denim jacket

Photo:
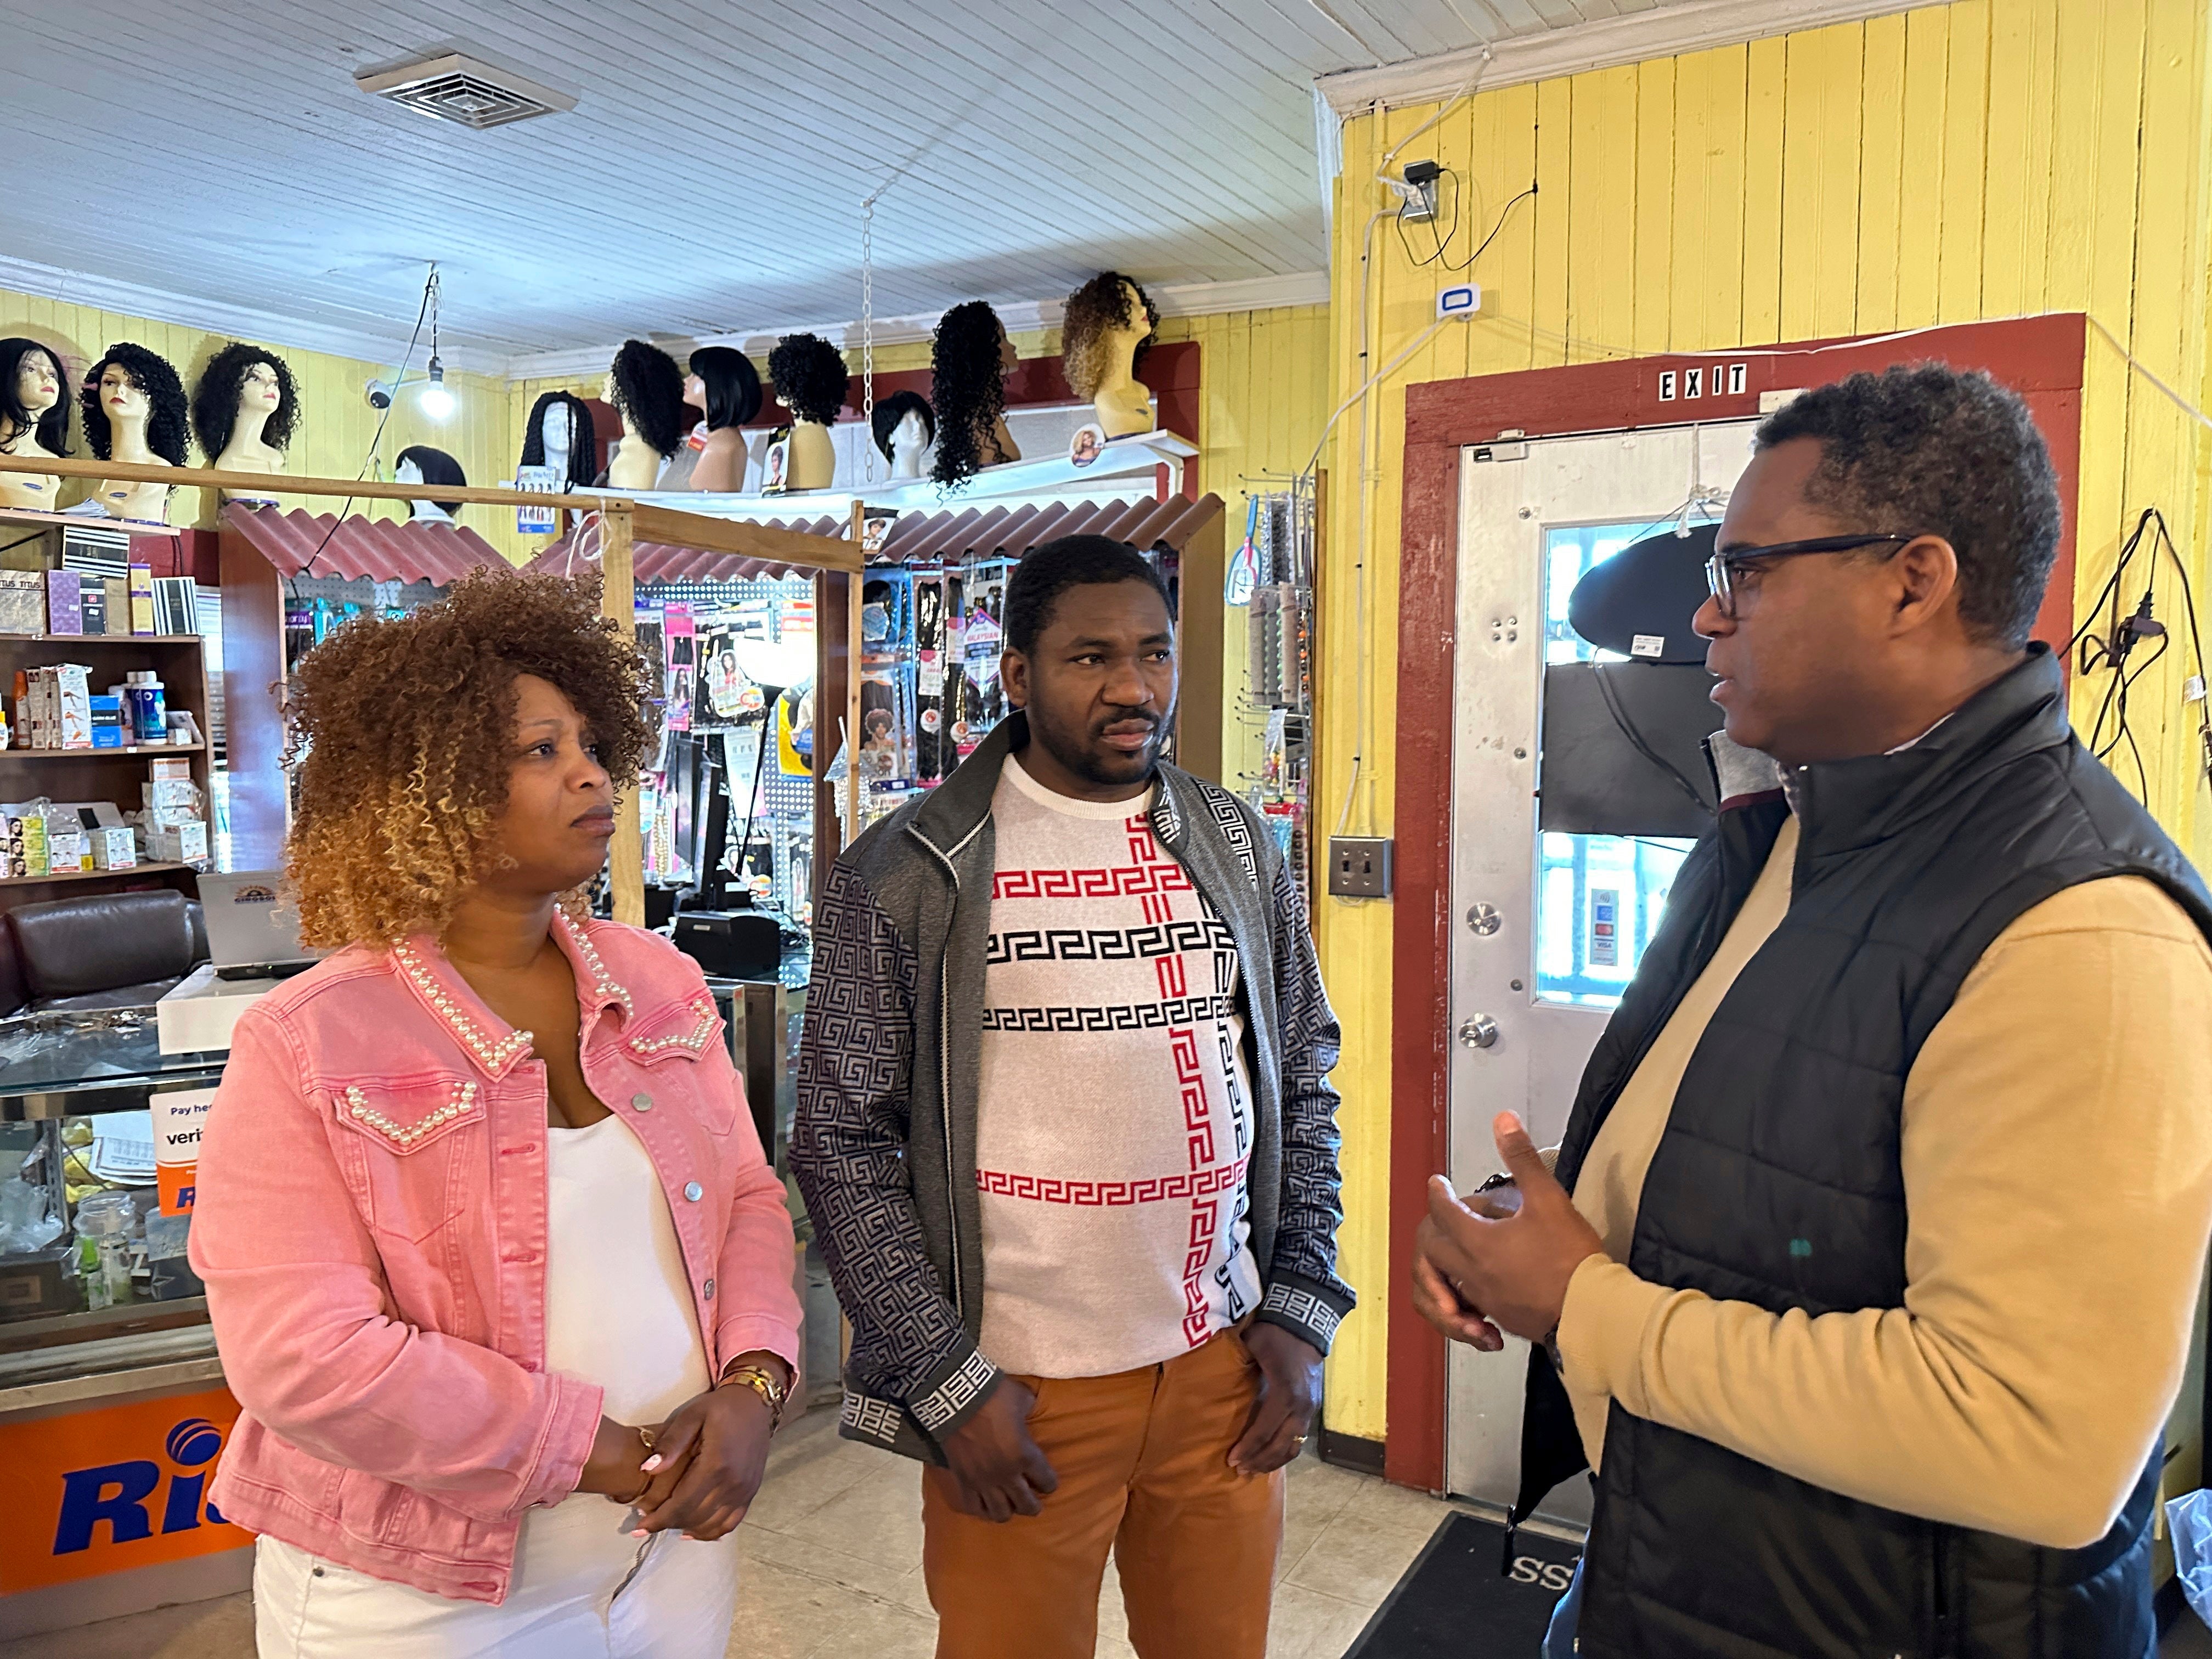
[189,913,801,1603]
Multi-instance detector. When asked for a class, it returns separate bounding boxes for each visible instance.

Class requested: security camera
[364,379,394,411]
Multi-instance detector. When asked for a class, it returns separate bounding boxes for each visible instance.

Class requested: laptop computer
[197,871,325,982]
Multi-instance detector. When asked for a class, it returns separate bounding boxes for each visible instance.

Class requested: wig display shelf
[561,428,1203,524]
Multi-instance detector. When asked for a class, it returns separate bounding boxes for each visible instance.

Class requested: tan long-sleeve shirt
[1556,815,2212,1549]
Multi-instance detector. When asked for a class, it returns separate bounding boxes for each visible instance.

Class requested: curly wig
[608,340,689,458]
[520,391,599,489]
[871,388,934,461]
[767,334,850,427]
[930,301,1012,489]
[80,342,190,466]
[191,341,300,459]
[689,345,763,430]
[283,570,654,947]
[0,338,70,456]
[1060,272,1159,399]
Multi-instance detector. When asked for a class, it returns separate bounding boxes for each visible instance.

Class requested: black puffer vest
[1514,647,2212,1658]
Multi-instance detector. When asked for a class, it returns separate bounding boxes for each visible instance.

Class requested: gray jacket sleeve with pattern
[791,862,991,1425]
[1251,848,1358,1352]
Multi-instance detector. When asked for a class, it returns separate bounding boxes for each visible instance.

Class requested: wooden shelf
[0,507,184,538]
[0,635,201,646]
[0,861,190,889]
[2,744,204,760]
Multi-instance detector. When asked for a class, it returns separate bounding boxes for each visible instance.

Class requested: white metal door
[1442,422,1759,1515]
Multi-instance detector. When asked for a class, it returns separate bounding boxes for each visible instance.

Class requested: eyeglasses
[1703,533,1919,619]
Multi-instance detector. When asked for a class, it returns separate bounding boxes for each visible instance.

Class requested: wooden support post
[845,501,866,847]
[600,506,645,928]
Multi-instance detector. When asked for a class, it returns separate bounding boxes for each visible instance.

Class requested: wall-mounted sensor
[1437,284,1482,320]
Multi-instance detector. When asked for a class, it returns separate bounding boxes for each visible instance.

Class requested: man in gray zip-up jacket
[794,536,1353,1655]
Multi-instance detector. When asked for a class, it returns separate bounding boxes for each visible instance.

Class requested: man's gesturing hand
[938,1378,1058,1522]
[1418,1113,1606,1345]
[1229,1323,1323,1475]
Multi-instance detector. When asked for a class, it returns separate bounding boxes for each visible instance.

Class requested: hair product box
[89,825,135,870]
[0,571,44,635]
[44,571,81,636]
[129,565,156,636]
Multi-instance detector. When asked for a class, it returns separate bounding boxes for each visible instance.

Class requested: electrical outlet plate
[1328,836,1393,899]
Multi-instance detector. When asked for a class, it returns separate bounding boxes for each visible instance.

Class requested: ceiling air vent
[354,52,575,130]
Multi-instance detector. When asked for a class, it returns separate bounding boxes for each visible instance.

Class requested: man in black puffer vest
[1414,365,2212,1658]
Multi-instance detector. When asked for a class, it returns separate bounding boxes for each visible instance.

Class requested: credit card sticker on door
[1588,888,1620,968]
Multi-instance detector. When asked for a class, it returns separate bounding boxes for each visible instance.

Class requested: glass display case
[0,1009,226,1378]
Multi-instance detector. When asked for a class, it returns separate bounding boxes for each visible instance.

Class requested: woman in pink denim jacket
[190,574,801,1657]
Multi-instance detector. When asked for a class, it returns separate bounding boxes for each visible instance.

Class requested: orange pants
[921,1328,1285,1659]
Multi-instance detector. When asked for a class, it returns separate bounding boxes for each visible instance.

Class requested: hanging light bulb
[416,263,456,419]
[420,357,456,420]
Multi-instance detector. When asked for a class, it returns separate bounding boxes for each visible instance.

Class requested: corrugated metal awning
[522,495,1223,585]
[223,502,511,585]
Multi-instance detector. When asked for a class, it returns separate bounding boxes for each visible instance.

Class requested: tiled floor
[1,1406,1452,1659]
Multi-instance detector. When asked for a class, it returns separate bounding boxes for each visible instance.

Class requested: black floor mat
[1341,1512,1582,1658]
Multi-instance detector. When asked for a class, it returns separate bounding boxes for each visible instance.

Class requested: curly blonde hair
[283,571,653,947]
[1060,272,1158,400]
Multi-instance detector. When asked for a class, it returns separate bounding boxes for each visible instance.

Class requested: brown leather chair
[7,891,211,1013]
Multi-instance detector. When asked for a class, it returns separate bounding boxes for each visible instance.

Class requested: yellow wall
[514,307,1335,782]
[1316,0,2212,1442]
[0,286,521,557]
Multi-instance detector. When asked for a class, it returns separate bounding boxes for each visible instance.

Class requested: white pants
[252,1493,741,1658]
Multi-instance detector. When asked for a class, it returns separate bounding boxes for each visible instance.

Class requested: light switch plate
[1328,836,1394,899]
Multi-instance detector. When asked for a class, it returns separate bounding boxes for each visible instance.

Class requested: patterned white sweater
[974,757,1262,1378]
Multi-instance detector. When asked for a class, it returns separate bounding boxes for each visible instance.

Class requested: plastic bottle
[124,672,166,744]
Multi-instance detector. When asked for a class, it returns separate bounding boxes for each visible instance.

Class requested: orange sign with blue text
[0,1387,249,1593]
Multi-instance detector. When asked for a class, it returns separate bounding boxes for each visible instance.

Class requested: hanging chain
[861,196,877,485]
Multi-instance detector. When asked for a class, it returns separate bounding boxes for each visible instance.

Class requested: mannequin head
[521,391,597,489]
[1062,272,1159,399]
[0,339,70,455]
[766,335,850,427]
[606,340,688,458]
[872,389,934,473]
[80,343,190,465]
[396,445,466,519]
[192,341,300,459]
[930,301,1017,488]
[685,347,763,432]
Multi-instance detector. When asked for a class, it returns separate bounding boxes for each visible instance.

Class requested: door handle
[1458,1015,1499,1050]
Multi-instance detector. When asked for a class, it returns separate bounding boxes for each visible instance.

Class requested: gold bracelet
[718,1362,787,1430]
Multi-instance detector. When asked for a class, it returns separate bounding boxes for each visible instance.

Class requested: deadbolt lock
[1466,902,1502,936]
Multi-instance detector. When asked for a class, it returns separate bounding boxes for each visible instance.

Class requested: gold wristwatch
[719,1359,791,1430]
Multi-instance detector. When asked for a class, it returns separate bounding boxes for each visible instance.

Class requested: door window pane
[1536,523,1696,1008]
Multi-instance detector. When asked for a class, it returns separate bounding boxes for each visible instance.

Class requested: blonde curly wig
[283,570,652,947]
[1060,271,1159,400]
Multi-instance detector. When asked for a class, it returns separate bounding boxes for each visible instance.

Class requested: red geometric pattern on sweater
[975,1154,1250,1206]
[993,863,1193,900]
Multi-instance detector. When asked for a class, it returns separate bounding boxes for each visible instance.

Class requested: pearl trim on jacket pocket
[343,1080,482,1149]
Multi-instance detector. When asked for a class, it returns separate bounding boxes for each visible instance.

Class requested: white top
[545,1114,711,1427]
[974,755,1261,1379]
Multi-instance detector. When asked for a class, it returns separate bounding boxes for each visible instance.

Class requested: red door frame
[1382,314,2089,1491]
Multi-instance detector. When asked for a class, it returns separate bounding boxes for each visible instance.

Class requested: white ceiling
[1,0,1730,372]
